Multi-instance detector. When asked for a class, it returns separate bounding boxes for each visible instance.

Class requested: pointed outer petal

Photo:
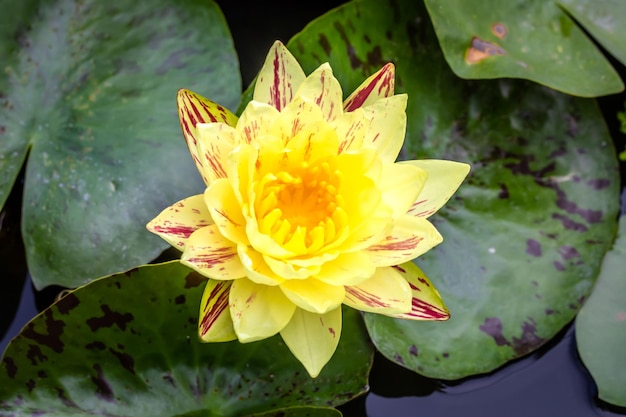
[405,159,471,218]
[279,278,345,314]
[177,89,238,185]
[280,307,342,378]
[194,122,236,183]
[238,245,285,286]
[198,280,237,342]
[293,63,343,122]
[366,215,443,267]
[181,225,246,280]
[230,277,296,342]
[204,179,248,246]
[380,162,428,219]
[235,100,280,145]
[146,194,213,249]
[343,62,396,111]
[254,40,306,111]
[359,94,408,163]
[384,262,449,321]
[344,266,412,315]
[332,108,369,154]
[315,251,376,286]
[264,255,321,280]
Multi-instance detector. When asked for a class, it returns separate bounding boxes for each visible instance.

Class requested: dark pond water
[3,1,626,416]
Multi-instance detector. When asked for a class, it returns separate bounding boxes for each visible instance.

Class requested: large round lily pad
[288,0,619,379]
[0,262,373,416]
[0,0,240,289]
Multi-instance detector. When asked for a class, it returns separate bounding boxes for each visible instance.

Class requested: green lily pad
[576,216,626,407]
[288,0,619,379]
[558,0,626,67]
[251,406,342,417]
[0,262,372,416]
[0,0,240,289]
[422,0,623,97]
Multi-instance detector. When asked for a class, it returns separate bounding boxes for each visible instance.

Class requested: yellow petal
[238,245,285,286]
[280,307,342,378]
[344,266,411,314]
[198,280,237,342]
[254,41,306,111]
[264,255,320,280]
[146,194,213,250]
[230,277,296,342]
[380,162,427,219]
[315,252,376,286]
[279,278,345,314]
[181,225,245,280]
[365,215,442,267]
[235,100,280,145]
[384,262,450,320]
[344,62,396,111]
[293,63,343,122]
[194,122,236,184]
[360,94,408,163]
[405,159,471,218]
[177,89,238,185]
[332,108,368,154]
[204,179,248,246]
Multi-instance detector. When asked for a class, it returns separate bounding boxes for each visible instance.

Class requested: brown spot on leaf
[479,317,510,347]
[551,213,588,232]
[586,178,610,190]
[554,261,565,271]
[86,341,106,351]
[511,319,545,355]
[491,23,507,39]
[318,34,331,56]
[498,183,509,199]
[22,310,65,353]
[3,357,17,378]
[465,37,506,64]
[558,245,580,260]
[86,305,133,332]
[110,348,135,375]
[26,344,47,366]
[526,239,542,257]
[409,345,418,356]
[56,293,80,315]
[92,364,114,402]
[175,295,186,305]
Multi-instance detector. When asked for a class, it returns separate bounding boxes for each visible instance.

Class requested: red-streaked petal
[177,89,238,185]
[254,41,306,111]
[365,215,442,267]
[405,160,471,218]
[204,179,248,246]
[384,262,449,320]
[230,277,296,342]
[343,62,395,111]
[195,122,236,183]
[360,94,407,163]
[344,266,412,314]
[181,225,245,280]
[280,307,342,378]
[293,63,343,122]
[146,195,213,249]
[198,280,237,342]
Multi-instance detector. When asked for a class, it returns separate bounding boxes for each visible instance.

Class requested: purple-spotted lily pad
[576,215,626,407]
[287,0,619,378]
[0,0,240,289]
[0,262,372,415]
[423,0,623,97]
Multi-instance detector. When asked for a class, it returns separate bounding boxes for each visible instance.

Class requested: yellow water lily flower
[147,41,469,377]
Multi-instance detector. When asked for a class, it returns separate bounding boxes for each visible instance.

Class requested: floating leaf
[288,0,619,379]
[0,0,241,289]
[558,0,626,67]
[0,262,372,416]
[423,0,623,97]
[576,216,626,407]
